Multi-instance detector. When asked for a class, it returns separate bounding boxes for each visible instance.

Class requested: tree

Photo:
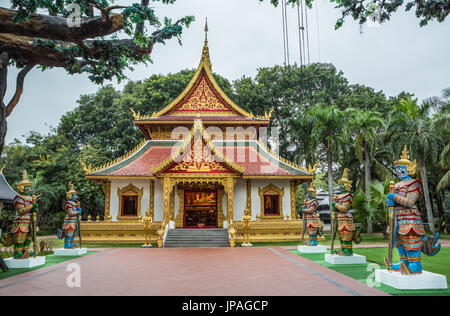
[388,96,440,233]
[233,63,349,163]
[262,0,450,28]
[353,179,391,237]
[432,89,450,192]
[303,104,347,226]
[346,109,385,233]
[0,0,195,156]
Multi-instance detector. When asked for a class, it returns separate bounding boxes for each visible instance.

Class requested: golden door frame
[117,183,144,221]
[258,183,284,220]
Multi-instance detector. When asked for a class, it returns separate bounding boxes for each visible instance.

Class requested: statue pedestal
[375,269,448,290]
[4,256,46,268]
[53,248,87,256]
[325,254,366,265]
[297,245,327,253]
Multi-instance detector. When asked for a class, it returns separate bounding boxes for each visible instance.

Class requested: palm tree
[353,179,391,238]
[346,109,385,233]
[303,104,348,229]
[388,96,439,234]
[432,90,450,192]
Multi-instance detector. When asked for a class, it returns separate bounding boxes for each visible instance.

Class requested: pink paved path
[0,247,387,296]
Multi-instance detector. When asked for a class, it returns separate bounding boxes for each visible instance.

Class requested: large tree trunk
[418,151,436,234]
[364,140,373,233]
[0,52,8,156]
[435,191,444,232]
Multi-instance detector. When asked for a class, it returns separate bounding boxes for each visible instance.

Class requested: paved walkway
[0,247,387,296]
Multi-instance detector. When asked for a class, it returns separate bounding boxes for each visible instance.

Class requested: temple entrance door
[183,190,218,228]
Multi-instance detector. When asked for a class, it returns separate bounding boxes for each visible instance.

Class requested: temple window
[258,184,284,220]
[122,195,138,216]
[263,195,280,216]
[117,183,143,221]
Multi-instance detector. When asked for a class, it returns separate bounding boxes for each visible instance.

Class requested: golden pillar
[162,178,174,223]
[225,178,236,223]
[217,189,225,228]
[169,189,175,221]
[290,180,298,220]
[246,180,252,213]
[149,180,155,221]
[102,181,112,222]
[175,187,185,228]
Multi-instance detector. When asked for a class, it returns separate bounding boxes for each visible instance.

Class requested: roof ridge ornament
[201,18,212,70]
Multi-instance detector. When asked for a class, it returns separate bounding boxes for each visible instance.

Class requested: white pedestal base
[375,269,448,290]
[325,254,366,265]
[53,248,87,256]
[297,245,327,253]
[169,221,175,229]
[4,256,46,268]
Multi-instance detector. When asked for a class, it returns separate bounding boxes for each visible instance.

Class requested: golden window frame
[258,183,284,220]
[117,183,143,221]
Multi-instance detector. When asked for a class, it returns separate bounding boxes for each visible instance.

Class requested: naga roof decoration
[83,138,312,179]
[151,119,245,175]
[81,139,148,175]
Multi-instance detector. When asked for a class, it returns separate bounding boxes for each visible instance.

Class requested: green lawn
[0,252,95,280]
[289,247,450,296]
[237,233,387,247]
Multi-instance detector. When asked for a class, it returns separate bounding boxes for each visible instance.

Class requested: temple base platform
[375,269,448,290]
[325,254,366,265]
[4,256,46,268]
[297,245,327,253]
[53,248,88,256]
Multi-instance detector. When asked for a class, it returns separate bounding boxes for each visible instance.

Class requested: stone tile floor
[0,247,387,296]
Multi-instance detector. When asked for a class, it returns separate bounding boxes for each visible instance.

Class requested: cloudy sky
[3,0,450,144]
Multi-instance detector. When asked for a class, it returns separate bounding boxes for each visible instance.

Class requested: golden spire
[201,18,212,70]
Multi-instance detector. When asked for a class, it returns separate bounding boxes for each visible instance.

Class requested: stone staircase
[164,228,230,248]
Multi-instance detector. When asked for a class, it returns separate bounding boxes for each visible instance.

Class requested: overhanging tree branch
[6,64,35,117]
[0,8,125,42]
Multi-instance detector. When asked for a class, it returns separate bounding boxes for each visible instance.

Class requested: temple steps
[164,228,230,248]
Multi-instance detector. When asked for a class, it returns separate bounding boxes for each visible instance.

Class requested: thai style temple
[81,24,314,245]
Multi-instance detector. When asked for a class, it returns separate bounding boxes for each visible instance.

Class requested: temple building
[81,25,314,245]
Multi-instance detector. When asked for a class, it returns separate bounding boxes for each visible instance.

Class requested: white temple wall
[109,178,292,223]
[154,179,164,222]
[232,179,291,221]
[110,179,151,221]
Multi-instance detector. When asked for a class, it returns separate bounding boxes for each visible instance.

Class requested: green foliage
[7,0,195,84]
[353,179,391,232]
[261,0,450,27]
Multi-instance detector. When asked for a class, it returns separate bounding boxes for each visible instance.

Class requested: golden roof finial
[201,18,212,70]
[204,18,208,42]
